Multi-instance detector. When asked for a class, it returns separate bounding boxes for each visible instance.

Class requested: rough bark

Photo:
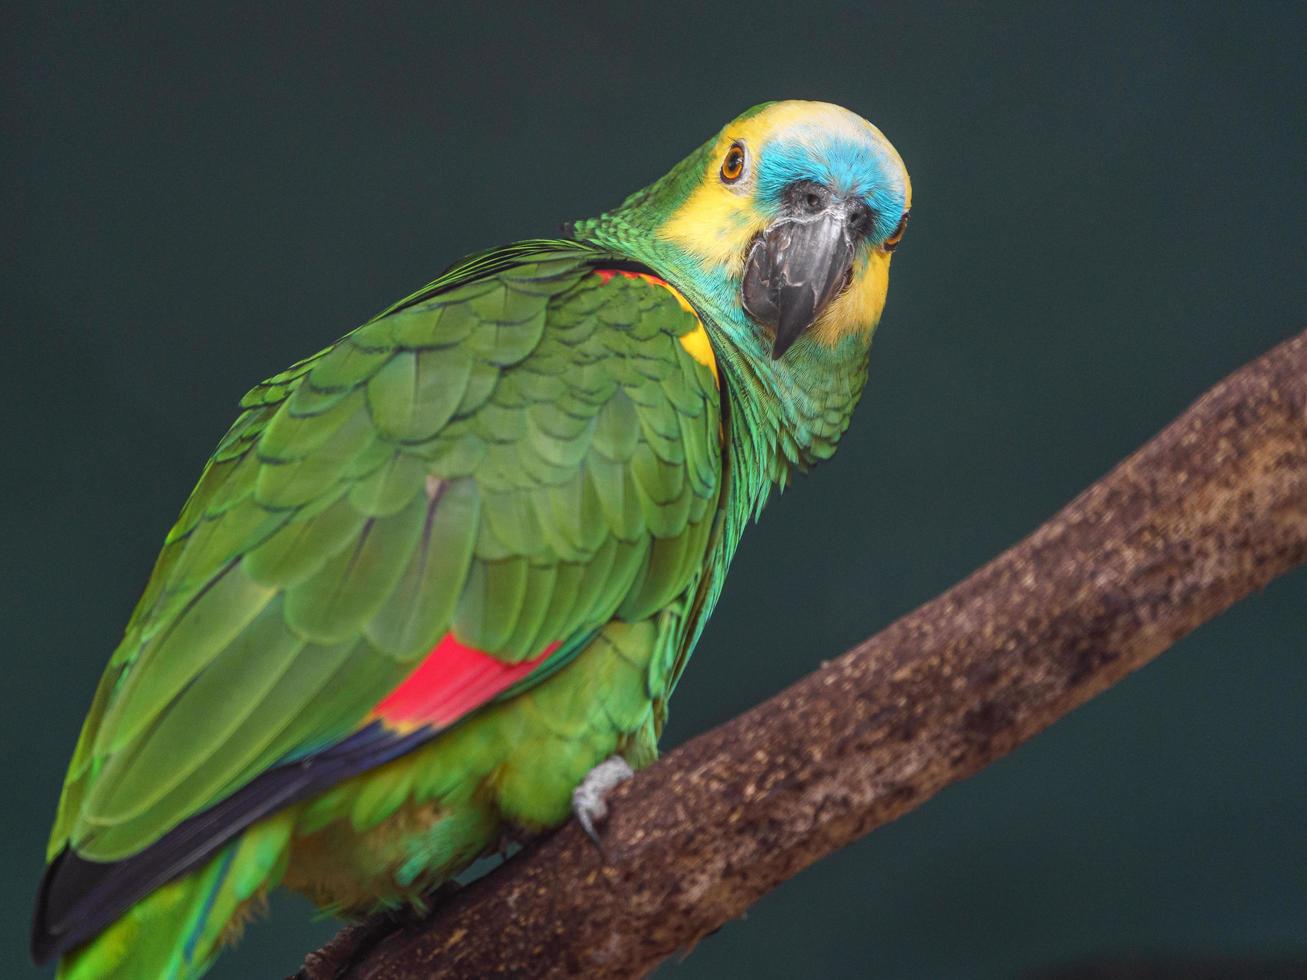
[300,331,1307,980]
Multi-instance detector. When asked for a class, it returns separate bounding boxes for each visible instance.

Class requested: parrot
[31,99,911,979]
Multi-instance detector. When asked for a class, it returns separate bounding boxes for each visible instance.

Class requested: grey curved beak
[741,210,855,360]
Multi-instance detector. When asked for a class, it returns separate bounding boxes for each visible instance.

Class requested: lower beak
[741,210,855,359]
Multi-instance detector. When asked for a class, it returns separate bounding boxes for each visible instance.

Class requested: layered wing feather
[36,243,722,958]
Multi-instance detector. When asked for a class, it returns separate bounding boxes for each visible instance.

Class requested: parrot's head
[574,100,911,363]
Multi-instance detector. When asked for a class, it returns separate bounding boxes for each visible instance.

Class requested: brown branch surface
[302,331,1307,980]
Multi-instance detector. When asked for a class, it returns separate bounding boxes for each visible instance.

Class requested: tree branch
[301,331,1307,980]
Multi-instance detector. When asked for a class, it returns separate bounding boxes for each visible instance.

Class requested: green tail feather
[56,815,292,980]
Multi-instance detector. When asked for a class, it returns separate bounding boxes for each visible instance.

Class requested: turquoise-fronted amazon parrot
[32,100,911,979]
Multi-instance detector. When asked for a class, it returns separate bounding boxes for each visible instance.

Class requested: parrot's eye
[720,142,746,183]
[883,209,910,251]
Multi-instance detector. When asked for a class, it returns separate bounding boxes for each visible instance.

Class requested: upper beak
[741,206,856,359]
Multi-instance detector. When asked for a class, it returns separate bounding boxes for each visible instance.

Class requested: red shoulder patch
[593,268,670,288]
[371,634,559,730]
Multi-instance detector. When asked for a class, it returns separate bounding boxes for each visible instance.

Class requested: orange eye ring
[884,209,910,251]
[720,142,746,183]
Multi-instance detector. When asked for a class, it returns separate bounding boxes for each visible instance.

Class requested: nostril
[846,201,875,238]
[786,180,830,215]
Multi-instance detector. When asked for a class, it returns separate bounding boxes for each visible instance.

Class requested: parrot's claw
[572,755,634,853]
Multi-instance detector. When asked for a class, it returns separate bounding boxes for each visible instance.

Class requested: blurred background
[4,3,1305,978]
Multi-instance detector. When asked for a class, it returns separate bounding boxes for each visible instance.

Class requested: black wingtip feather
[31,848,69,964]
[29,722,433,964]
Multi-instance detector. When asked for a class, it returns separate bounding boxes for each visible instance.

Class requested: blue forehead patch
[754,134,907,240]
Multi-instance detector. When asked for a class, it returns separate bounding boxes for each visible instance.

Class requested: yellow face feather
[657,100,910,350]
[811,248,892,347]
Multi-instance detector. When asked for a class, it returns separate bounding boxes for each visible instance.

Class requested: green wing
[48,243,722,863]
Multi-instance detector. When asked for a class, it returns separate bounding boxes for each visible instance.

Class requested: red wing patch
[594,268,670,288]
[371,634,559,729]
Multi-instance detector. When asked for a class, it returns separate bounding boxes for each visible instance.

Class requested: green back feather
[49,243,723,864]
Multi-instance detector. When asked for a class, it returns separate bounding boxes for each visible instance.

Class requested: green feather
[454,555,528,652]
[258,388,364,461]
[347,451,427,518]
[253,410,375,509]
[366,347,472,442]
[97,564,275,754]
[283,495,426,644]
[243,495,368,587]
[364,477,479,659]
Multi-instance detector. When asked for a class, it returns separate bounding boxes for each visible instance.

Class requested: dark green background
[5,4,1304,978]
